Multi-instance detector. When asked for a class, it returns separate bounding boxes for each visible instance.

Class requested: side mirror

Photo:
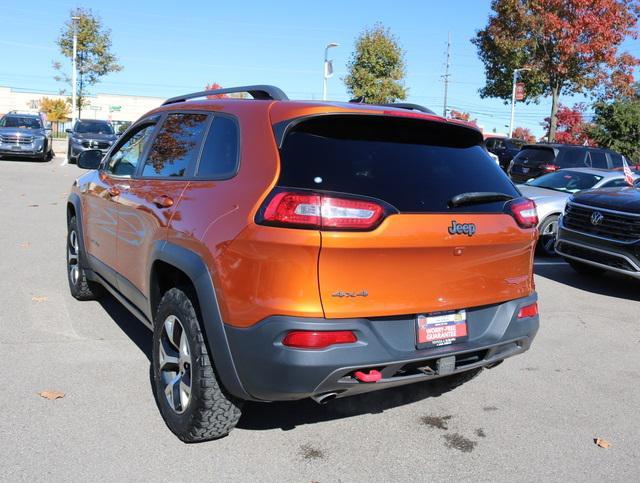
[65,128,73,134]
[77,149,103,170]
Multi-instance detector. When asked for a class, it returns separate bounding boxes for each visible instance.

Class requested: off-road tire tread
[154,288,242,443]
[67,216,101,300]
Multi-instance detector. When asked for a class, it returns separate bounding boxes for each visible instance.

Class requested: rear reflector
[506,197,538,229]
[517,302,538,319]
[260,190,386,230]
[282,330,357,349]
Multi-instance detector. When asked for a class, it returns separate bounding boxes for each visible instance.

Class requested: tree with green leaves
[53,8,123,119]
[472,0,638,142]
[344,23,407,104]
[590,85,640,162]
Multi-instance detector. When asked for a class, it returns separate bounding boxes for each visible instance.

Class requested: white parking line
[60,158,68,167]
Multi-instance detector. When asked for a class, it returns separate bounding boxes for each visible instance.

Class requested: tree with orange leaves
[473,0,638,142]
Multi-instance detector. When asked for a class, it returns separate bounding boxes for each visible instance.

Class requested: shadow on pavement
[535,262,640,302]
[98,292,152,360]
[238,376,467,431]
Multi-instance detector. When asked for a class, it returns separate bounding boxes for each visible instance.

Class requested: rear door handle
[152,195,174,208]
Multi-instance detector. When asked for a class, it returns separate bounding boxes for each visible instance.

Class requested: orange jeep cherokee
[67,85,539,442]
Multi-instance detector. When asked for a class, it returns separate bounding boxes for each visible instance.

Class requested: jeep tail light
[517,302,538,319]
[506,197,538,229]
[540,164,559,172]
[260,190,387,230]
[282,330,357,349]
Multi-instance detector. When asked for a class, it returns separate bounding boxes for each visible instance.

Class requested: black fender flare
[148,241,253,401]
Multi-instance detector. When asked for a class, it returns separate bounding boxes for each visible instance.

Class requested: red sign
[515,82,525,101]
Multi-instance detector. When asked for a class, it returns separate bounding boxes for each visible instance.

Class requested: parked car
[0,111,53,161]
[518,168,639,256]
[484,136,526,170]
[67,85,540,442]
[556,181,640,278]
[508,144,625,183]
[66,119,118,164]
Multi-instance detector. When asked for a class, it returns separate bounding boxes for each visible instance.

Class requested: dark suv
[0,112,53,161]
[508,144,625,183]
[67,85,539,442]
[485,137,526,170]
[66,119,117,164]
[556,182,640,278]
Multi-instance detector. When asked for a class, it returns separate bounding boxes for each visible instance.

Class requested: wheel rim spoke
[67,230,80,285]
[159,315,192,414]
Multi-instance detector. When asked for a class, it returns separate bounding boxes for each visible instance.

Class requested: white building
[0,86,165,125]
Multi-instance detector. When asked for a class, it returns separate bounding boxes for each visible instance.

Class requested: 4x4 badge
[332,290,368,298]
[591,211,604,225]
[448,221,476,236]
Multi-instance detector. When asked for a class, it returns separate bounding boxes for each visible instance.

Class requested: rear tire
[566,258,605,276]
[152,287,243,443]
[67,216,102,300]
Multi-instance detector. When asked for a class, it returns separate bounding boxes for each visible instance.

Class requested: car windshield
[75,122,114,134]
[1,116,42,129]
[525,170,603,193]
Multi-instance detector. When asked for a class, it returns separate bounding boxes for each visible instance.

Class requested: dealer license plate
[416,310,468,348]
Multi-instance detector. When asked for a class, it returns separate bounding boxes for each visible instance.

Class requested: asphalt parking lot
[1,156,639,482]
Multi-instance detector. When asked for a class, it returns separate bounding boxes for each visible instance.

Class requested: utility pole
[323,43,339,101]
[71,15,80,127]
[442,32,451,118]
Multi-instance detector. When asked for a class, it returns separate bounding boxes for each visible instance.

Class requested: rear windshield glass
[513,148,555,164]
[525,170,603,193]
[278,115,519,213]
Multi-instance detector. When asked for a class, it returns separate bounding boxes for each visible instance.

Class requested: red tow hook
[354,369,382,383]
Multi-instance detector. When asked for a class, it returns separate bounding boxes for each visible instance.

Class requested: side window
[485,139,495,149]
[196,116,240,178]
[603,178,629,188]
[105,123,156,177]
[608,152,623,168]
[560,149,587,167]
[586,151,607,168]
[141,113,209,177]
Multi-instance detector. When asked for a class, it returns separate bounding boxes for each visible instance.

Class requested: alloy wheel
[540,219,558,255]
[158,315,192,414]
[67,230,80,286]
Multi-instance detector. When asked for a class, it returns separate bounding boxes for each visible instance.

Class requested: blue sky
[2,0,638,136]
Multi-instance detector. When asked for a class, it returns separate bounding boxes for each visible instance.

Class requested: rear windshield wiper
[448,192,515,208]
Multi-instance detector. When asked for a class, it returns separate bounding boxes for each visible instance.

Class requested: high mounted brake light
[259,190,389,231]
[505,198,538,229]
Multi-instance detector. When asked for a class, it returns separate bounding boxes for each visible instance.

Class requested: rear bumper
[224,293,539,401]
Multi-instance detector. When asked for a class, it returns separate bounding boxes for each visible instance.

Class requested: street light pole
[509,67,530,137]
[71,15,80,127]
[323,43,339,101]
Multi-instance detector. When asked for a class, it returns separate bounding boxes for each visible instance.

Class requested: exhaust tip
[311,392,338,405]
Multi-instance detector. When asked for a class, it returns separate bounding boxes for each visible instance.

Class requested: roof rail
[162,85,288,106]
[380,103,436,115]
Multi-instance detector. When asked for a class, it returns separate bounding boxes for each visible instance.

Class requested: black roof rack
[380,103,436,115]
[162,84,288,106]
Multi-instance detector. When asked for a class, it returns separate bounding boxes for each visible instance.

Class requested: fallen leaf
[32,296,48,303]
[38,390,65,400]
[20,242,31,248]
[595,438,611,449]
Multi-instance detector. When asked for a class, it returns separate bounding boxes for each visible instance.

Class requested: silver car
[518,167,638,256]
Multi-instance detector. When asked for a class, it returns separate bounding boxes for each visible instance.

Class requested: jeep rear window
[513,148,555,163]
[277,115,519,213]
